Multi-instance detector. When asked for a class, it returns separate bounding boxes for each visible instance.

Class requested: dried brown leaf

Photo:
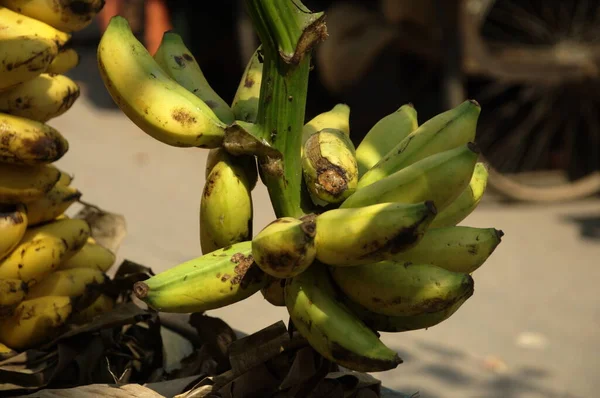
[73,202,127,254]
[12,383,165,398]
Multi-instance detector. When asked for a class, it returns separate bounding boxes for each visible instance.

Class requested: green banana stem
[243,0,326,218]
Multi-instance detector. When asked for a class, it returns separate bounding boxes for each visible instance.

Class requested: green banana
[314,201,437,266]
[205,147,258,191]
[285,263,402,372]
[302,128,358,206]
[358,100,480,189]
[329,261,474,316]
[153,31,235,125]
[340,143,480,211]
[231,47,263,123]
[252,215,316,278]
[133,241,268,313]
[430,162,489,228]
[97,16,226,148]
[355,104,418,176]
[302,103,350,145]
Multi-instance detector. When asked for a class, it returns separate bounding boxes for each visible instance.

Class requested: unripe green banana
[359,100,480,189]
[302,128,358,206]
[340,143,480,211]
[302,103,350,145]
[355,104,418,176]
[314,201,437,266]
[329,262,474,317]
[205,147,258,191]
[260,276,286,307]
[252,215,316,278]
[133,241,268,313]
[231,47,263,123]
[153,32,235,125]
[430,162,488,228]
[390,226,503,274]
[285,263,402,372]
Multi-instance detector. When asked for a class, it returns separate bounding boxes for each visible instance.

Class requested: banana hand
[0,163,61,204]
[25,171,81,226]
[0,203,27,259]
[0,7,71,47]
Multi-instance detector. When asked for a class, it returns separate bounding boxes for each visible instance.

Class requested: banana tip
[467,142,480,154]
[468,99,481,108]
[495,229,505,240]
[133,281,149,299]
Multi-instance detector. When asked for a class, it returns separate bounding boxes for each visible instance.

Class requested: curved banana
[26,268,107,299]
[314,201,437,266]
[0,163,61,204]
[0,73,80,122]
[0,278,28,318]
[59,237,116,272]
[359,100,480,189]
[154,31,235,125]
[285,263,402,372]
[98,16,226,148]
[205,147,258,191]
[0,6,71,47]
[47,47,80,74]
[260,276,286,307]
[340,143,480,212]
[133,241,268,313]
[0,203,27,259]
[0,218,91,284]
[231,46,263,123]
[70,294,115,325]
[302,103,350,145]
[430,162,489,228]
[355,103,418,176]
[0,36,58,91]
[0,295,73,351]
[252,216,316,278]
[302,128,358,205]
[25,171,80,226]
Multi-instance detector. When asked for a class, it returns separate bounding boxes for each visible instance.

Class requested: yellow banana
[133,241,268,313]
[25,171,80,226]
[1,0,105,33]
[59,237,115,272]
[285,263,402,372]
[0,163,61,204]
[200,150,253,254]
[0,73,80,122]
[153,31,235,124]
[0,278,28,317]
[302,128,358,205]
[252,215,316,278]
[0,7,71,47]
[0,341,17,359]
[314,201,437,266]
[0,36,58,91]
[355,104,418,176]
[205,147,258,191]
[260,276,286,307]
[0,203,27,259]
[340,143,480,212]
[0,295,73,351]
[329,262,474,317]
[430,162,489,228]
[231,46,263,123]
[98,16,226,148]
[302,103,350,145]
[26,268,107,299]
[0,218,91,284]
[358,100,480,189]
[46,47,80,74]
[70,294,115,325]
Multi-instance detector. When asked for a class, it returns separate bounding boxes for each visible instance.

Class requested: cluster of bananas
[0,0,117,355]
[98,17,502,373]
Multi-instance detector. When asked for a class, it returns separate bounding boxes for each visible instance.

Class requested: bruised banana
[302,103,350,145]
[314,201,437,266]
[302,128,358,205]
[0,278,28,318]
[60,237,116,272]
[0,6,71,47]
[0,163,61,204]
[330,262,474,316]
[430,162,489,228]
[355,103,418,176]
[359,99,480,189]
[134,241,268,313]
[200,150,253,254]
[47,47,80,74]
[205,147,257,191]
[0,73,80,122]
[341,143,480,212]
[26,268,107,299]
[0,295,73,351]
[231,46,263,123]
[25,171,81,226]
[0,36,58,91]
[252,216,316,278]
[98,16,226,148]
[285,263,402,372]
[260,276,286,307]
[0,203,27,259]
[154,31,235,124]
[0,218,91,284]
[70,294,115,325]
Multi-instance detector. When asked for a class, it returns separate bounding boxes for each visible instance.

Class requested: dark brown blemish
[171,108,196,126]
[203,171,218,198]
[182,53,194,62]
[244,76,254,88]
[21,136,59,160]
[0,204,24,224]
[221,274,231,282]
[173,55,185,67]
[229,253,263,289]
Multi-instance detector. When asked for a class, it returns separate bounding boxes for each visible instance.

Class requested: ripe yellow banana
[340,143,480,212]
[133,241,268,313]
[0,203,27,259]
[46,47,80,74]
[153,31,235,125]
[430,162,489,228]
[70,294,115,325]
[0,278,28,317]
[252,216,316,278]
[314,201,437,266]
[355,103,418,176]
[1,0,105,33]
[200,150,253,254]
[0,73,80,122]
[285,263,402,372]
[59,237,115,272]
[260,276,286,307]
[359,100,480,189]
[0,341,17,359]
[0,295,73,351]
[0,163,61,204]
[231,46,263,123]
[0,6,71,47]
[0,218,91,284]
[0,36,58,91]
[26,268,107,299]
[205,147,257,191]
[98,16,226,148]
[302,103,350,145]
[25,172,80,226]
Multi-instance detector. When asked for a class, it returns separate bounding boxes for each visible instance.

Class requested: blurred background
[53,0,599,397]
